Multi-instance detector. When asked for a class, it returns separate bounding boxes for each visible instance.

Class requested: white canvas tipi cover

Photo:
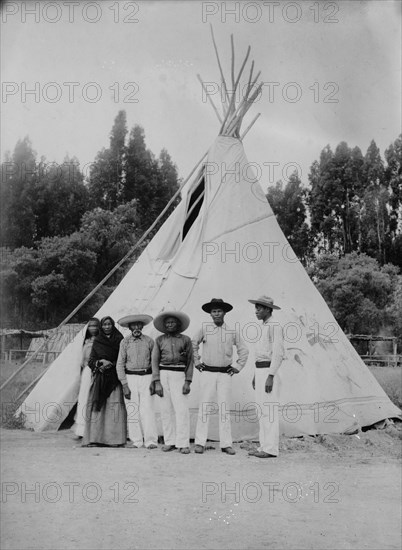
[20,135,401,438]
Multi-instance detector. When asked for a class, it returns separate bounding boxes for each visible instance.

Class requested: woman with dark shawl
[82,316,127,447]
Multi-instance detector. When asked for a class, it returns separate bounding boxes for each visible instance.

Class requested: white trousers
[125,374,158,447]
[159,370,190,448]
[195,371,233,449]
[74,366,92,437]
[255,368,280,456]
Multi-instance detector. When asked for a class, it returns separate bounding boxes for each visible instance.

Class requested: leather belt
[200,364,232,373]
[255,361,271,369]
[159,364,186,371]
[125,368,152,376]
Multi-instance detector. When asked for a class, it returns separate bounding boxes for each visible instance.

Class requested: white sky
[1,0,401,192]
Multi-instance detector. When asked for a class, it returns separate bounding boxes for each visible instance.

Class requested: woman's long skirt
[83,384,127,446]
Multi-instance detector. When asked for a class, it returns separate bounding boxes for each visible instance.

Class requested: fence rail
[361,354,401,367]
[3,349,62,363]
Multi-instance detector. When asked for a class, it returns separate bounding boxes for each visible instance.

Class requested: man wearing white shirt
[192,298,249,455]
[248,295,284,458]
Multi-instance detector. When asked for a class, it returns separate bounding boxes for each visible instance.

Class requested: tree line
[0,111,179,326]
[266,134,401,344]
[267,136,402,268]
[0,114,401,345]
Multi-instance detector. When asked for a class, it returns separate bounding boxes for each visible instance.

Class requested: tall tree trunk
[375,197,382,262]
[357,202,362,253]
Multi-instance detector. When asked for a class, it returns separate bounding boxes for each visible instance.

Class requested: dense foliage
[308,252,400,336]
[0,111,179,327]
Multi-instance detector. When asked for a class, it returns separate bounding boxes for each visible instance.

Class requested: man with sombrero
[116,311,158,449]
[151,310,194,454]
[192,298,249,455]
[248,295,284,458]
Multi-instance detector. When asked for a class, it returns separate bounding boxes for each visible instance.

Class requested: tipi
[19,33,400,438]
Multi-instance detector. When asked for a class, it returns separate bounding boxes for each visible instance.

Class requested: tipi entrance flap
[182,173,205,241]
[146,204,184,262]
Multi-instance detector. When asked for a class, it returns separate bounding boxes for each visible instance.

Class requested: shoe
[253,451,277,458]
[248,449,258,456]
[194,445,204,454]
[146,444,158,449]
[125,442,139,448]
[72,435,82,441]
[180,447,190,454]
[221,447,236,455]
[162,445,176,452]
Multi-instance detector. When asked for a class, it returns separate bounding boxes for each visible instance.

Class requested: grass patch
[0,359,48,429]
[369,366,402,410]
[1,400,27,429]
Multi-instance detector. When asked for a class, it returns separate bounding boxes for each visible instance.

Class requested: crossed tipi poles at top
[197,25,262,138]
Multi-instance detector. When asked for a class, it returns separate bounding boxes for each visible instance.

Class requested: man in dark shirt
[152,311,193,454]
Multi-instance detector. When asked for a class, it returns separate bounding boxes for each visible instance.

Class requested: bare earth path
[1,428,401,550]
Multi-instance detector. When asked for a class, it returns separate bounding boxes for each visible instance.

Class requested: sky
[1,0,401,192]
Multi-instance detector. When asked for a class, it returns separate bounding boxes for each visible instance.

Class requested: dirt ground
[1,425,401,550]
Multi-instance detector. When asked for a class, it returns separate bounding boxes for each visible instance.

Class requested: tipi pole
[197,74,223,123]
[223,90,250,134]
[246,60,254,98]
[0,149,209,393]
[209,24,230,110]
[249,71,262,95]
[16,369,47,401]
[236,83,264,127]
[219,45,251,135]
[240,113,261,139]
[230,34,235,93]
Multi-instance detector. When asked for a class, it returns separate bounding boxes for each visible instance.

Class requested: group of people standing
[73,295,284,458]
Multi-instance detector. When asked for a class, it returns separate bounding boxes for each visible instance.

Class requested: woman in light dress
[73,318,100,440]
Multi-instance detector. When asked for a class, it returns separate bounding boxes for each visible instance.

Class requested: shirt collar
[209,321,226,329]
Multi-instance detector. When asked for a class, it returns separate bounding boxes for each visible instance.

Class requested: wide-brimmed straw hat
[202,298,233,313]
[248,295,281,310]
[153,310,190,334]
[118,311,153,328]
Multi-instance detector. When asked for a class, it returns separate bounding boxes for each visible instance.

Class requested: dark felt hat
[202,298,233,313]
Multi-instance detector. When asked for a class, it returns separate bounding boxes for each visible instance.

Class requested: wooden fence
[361,354,402,367]
[2,349,61,363]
